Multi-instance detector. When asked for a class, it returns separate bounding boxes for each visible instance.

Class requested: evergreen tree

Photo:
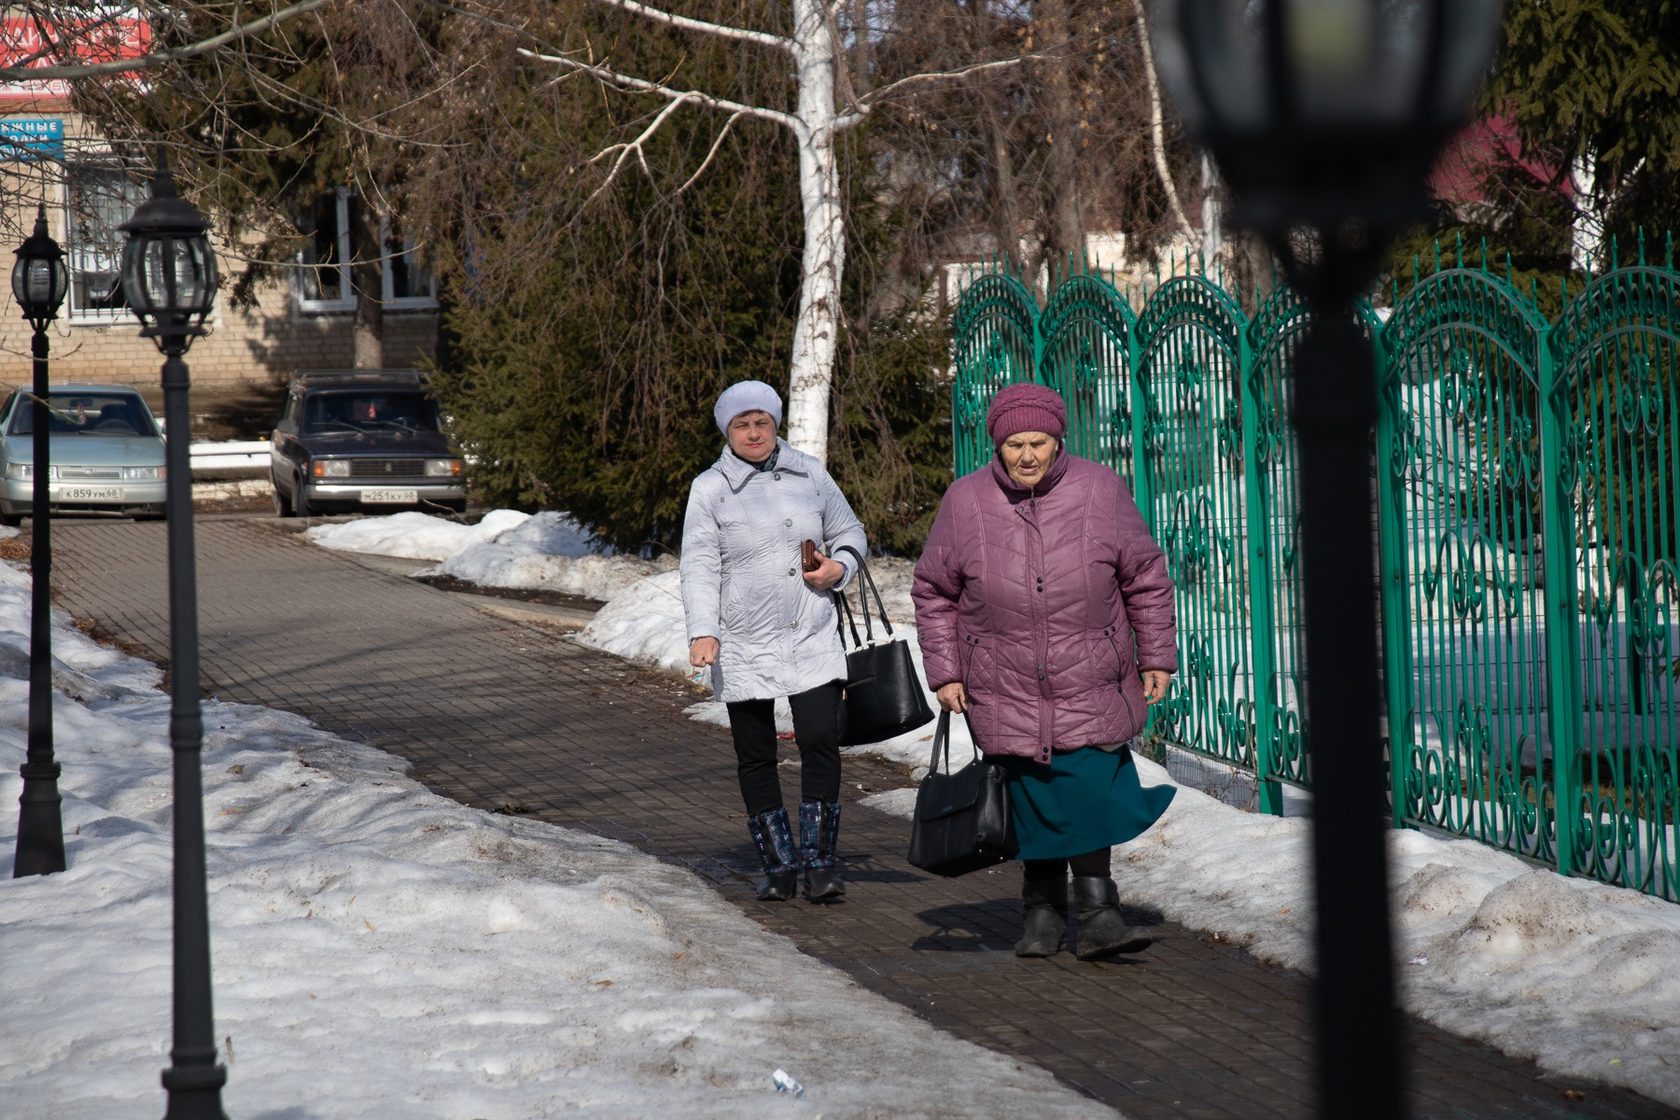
[1389,0,1680,304]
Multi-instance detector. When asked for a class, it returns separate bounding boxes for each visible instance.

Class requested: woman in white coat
[681,380,867,901]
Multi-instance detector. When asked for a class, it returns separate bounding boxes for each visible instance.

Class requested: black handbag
[831,546,935,747]
[906,710,1017,877]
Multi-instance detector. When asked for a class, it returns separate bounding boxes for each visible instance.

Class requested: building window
[381,214,437,308]
[297,189,437,313]
[63,164,146,322]
[298,187,354,312]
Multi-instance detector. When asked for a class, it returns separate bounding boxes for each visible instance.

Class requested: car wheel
[272,473,295,518]
[0,510,21,528]
[293,474,313,518]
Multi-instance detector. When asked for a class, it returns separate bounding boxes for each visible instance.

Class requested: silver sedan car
[0,384,168,526]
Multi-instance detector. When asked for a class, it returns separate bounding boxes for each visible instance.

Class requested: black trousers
[726,680,844,816]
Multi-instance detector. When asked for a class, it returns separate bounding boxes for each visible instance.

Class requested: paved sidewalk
[46,517,1676,1120]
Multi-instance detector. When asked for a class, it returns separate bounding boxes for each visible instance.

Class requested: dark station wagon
[270,370,467,517]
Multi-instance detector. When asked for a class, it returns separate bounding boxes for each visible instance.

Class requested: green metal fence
[949,246,1680,900]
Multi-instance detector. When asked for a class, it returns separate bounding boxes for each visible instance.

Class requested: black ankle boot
[798,799,845,900]
[746,807,799,901]
[1015,875,1068,957]
[1072,875,1151,960]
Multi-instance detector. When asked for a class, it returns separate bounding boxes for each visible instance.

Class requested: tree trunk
[986,106,1024,276]
[1040,0,1085,270]
[350,197,385,370]
[783,0,844,461]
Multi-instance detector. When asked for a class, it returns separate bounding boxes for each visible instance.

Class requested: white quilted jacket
[679,440,866,703]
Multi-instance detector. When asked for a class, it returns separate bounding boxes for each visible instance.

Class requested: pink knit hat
[986,382,1066,447]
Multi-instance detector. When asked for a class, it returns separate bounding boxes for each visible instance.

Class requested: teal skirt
[997,746,1175,860]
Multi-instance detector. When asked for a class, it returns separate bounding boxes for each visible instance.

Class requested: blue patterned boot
[798,799,845,900]
[746,807,799,901]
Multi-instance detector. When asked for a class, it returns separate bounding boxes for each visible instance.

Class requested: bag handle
[832,544,892,648]
[926,709,981,775]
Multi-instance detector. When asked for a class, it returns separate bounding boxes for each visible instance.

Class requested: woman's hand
[936,682,969,713]
[802,551,846,592]
[1141,669,1172,705]
[689,637,719,668]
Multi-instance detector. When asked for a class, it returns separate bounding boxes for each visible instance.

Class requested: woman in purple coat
[911,382,1177,960]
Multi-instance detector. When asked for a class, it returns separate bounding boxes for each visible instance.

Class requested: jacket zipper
[961,633,979,689]
[1107,625,1142,731]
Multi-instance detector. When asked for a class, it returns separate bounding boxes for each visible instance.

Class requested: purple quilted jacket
[911,451,1177,763]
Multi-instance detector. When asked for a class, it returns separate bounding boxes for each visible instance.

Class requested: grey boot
[1014,875,1068,957]
[1072,876,1152,960]
[798,799,845,900]
[746,807,799,901]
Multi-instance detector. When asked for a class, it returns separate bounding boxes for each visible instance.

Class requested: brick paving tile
[44,516,1680,1120]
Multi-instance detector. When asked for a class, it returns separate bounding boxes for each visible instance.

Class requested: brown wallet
[801,539,820,572]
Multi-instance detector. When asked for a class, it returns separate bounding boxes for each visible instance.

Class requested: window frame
[379,213,438,310]
[60,157,148,325]
[296,186,356,314]
[295,188,438,314]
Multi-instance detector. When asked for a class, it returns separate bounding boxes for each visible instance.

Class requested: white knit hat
[713,380,783,435]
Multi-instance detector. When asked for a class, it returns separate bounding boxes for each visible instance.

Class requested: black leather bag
[832,547,935,747]
[906,711,1017,877]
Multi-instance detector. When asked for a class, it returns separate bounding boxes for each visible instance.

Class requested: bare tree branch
[584,92,705,203]
[0,0,330,82]
[516,45,800,133]
[834,54,1030,131]
[582,0,793,55]
[674,111,746,194]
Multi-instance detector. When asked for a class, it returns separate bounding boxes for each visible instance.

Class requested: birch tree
[516,0,1025,463]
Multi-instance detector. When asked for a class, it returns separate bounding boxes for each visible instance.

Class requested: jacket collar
[989,443,1071,500]
[715,437,806,493]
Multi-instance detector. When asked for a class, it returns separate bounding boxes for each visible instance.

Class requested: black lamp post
[118,156,227,1120]
[11,202,69,879]
[1150,3,1501,1117]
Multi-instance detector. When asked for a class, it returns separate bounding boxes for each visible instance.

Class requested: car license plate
[59,486,122,501]
[363,488,418,503]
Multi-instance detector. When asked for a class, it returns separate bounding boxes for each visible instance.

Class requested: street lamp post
[11,203,70,879]
[119,156,226,1120]
[1150,2,1502,1117]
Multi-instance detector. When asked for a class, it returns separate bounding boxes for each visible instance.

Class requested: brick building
[1,16,439,422]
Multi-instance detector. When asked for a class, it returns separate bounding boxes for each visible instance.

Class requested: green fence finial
[1610,233,1620,271]
[1479,237,1489,273]
[1432,240,1442,274]
[1667,230,1676,270]
[1637,227,1647,266]
[1453,231,1464,268]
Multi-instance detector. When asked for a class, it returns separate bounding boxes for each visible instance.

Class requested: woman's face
[726,410,777,462]
[1000,431,1058,487]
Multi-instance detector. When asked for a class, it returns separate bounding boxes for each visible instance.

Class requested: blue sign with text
[1,118,63,161]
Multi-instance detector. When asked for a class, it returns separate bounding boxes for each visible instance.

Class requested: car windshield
[8,392,158,437]
[303,391,441,434]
